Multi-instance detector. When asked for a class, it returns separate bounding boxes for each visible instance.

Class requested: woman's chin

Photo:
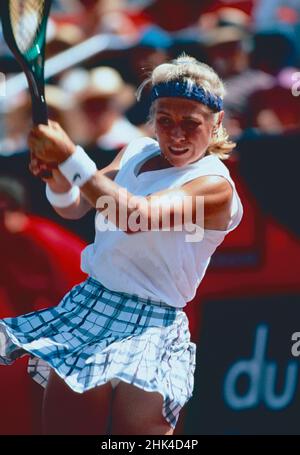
[167,152,191,167]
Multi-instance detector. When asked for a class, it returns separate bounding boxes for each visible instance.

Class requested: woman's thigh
[42,369,113,435]
[111,381,174,435]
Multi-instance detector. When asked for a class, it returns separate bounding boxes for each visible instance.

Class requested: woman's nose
[170,125,185,142]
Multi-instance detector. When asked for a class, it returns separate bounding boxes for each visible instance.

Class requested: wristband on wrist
[46,184,80,208]
[58,145,97,187]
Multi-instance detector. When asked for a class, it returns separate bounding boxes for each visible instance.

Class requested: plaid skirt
[0,277,196,429]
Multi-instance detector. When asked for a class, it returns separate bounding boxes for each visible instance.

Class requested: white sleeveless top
[81,137,243,308]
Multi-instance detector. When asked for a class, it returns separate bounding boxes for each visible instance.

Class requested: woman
[0,55,243,435]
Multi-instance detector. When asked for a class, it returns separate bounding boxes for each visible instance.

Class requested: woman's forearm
[51,193,93,220]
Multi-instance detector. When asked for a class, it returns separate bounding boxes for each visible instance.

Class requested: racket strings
[9,0,46,54]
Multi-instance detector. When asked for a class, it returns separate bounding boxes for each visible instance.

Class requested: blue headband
[150,80,223,112]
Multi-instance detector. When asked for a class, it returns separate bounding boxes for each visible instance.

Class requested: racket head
[0,0,52,125]
[1,0,54,178]
[0,1,51,61]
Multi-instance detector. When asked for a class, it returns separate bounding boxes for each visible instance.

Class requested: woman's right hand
[29,152,72,193]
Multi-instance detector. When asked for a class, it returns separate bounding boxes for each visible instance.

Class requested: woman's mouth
[168,146,189,155]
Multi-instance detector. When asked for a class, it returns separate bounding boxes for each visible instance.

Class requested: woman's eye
[158,117,172,126]
[182,120,201,130]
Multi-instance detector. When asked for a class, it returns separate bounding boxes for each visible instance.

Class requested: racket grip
[32,104,48,126]
[31,84,49,126]
[31,98,53,177]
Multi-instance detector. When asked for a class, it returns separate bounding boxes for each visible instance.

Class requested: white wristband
[46,184,80,208]
[58,145,97,187]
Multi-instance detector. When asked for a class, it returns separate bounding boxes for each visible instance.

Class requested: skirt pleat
[0,277,196,429]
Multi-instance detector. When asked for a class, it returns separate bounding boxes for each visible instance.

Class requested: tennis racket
[0,0,54,177]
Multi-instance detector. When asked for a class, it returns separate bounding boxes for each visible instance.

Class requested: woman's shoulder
[182,153,230,180]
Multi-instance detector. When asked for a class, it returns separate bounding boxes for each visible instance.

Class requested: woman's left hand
[28,120,76,164]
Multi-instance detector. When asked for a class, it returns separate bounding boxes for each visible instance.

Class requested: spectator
[0,86,75,156]
[247,81,300,133]
[75,66,142,150]
[203,25,275,135]
[125,26,172,130]
[246,30,300,132]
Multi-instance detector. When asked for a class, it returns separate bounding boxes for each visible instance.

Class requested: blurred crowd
[0,0,300,242]
[1,0,300,157]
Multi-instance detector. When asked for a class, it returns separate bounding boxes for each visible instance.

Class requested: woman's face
[154,97,223,167]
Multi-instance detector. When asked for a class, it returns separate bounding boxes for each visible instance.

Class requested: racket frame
[0,0,52,125]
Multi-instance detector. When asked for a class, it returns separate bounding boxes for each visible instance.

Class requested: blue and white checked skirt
[0,277,196,429]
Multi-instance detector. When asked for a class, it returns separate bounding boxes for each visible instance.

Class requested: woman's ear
[212,111,224,136]
[217,111,224,128]
[211,111,224,138]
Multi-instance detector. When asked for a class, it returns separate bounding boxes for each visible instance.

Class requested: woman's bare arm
[29,143,126,220]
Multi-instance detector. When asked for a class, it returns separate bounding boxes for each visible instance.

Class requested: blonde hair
[137,54,235,160]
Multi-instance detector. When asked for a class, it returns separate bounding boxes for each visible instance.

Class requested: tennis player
[0,55,243,435]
